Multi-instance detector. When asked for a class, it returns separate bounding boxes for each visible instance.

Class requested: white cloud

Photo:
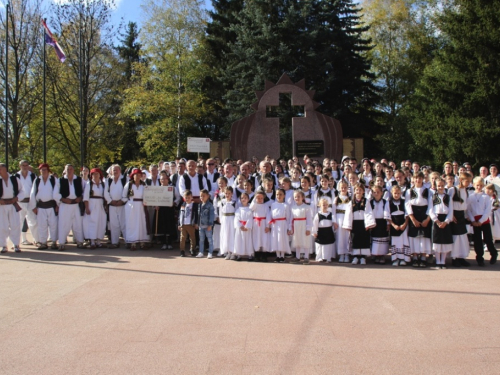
[51,0,124,10]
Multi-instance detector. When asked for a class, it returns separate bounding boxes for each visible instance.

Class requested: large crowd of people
[1,155,499,268]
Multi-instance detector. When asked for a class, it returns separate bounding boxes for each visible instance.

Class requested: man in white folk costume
[29,163,59,250]
[15,160,38,245]
[54,164,85,250]
[104,164,128,248]
[0,163,25,253]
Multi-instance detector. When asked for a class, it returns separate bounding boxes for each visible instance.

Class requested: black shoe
[412,259,419,268]
[180,250,185,257]
[419,260,427,268]
[477,259,485,267]
[459,258,470,267]
[235,256,241,261]
[190,250,195,257]
[452,258,461,267]
[261,253,268,262]
[280,257,285,263]
[248,256,254,261]
[490,254,497,265]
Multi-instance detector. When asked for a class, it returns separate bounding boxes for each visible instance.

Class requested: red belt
[292,217,306,231]
[254,216,266,227]
[239,220,247,226]
[269,217,286,225]
[474,214,490,225]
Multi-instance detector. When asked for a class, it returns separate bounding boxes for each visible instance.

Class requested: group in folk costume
[429,178,454,268]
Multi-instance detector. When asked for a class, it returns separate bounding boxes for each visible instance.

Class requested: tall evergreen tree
[115,22,144,164]
[407,0,500,167]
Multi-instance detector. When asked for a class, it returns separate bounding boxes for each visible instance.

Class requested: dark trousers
[473,223,498,260]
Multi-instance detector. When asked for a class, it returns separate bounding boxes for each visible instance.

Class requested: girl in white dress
[269,189,291,263]
[233,193,253,260]
[290,190,313,264]
[122,168,149,250]
[218,186,236,260]
[249,190,271,262]
[83,168,107,249]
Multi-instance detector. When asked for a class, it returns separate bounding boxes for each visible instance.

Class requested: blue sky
[110,0,213,28]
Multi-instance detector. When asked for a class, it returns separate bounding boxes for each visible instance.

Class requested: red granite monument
[230,73,343,161]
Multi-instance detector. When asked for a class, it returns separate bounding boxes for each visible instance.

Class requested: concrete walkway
[1,242,499,374]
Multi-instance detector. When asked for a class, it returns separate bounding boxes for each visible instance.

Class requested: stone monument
[230,73,343,161]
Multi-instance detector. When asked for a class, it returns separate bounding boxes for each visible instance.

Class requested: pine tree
[115,22,144,164]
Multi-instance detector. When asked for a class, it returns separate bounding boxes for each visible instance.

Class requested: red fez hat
[90,168,104,180]
[129,168,142,179]
[38,163,50,171]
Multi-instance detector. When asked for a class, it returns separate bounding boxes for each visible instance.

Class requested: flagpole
[4,2,9,170]
[43,18,47,163]
[79,2,84,168]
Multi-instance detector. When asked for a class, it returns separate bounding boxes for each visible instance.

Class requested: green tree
[45,0,123,169]
[114,21,144,164]
[363,0,439,162]
[407,0,500,167]
[123,0,210,161]
[0,0,43,165]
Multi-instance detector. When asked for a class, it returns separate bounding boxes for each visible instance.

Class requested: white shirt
[30,176,59,209]
[17,171,35,198]
[105,176,126,203]
[178,173,208,197]
[1,174,25,201]
[467,192,492,224]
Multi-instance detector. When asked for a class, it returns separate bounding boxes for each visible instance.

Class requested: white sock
[21,233,27,242]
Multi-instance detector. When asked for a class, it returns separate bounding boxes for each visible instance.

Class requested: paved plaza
[1,241,499,374]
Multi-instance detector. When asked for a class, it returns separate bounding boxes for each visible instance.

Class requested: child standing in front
[467,177,498,266]
[196,189,215,259]
[485,183,500,240]
[218,186,236,260]
[178,190,199,257]
[448,173,471,267]
[269,189,292,263]
[343,183,373,265]
[290,190,313,264]
[367,185,391,264]
[313,197,338,262]
[249,190,271,262]
[334,180,351,263]
[233,192,254,261]
[388,185,410,266]
[429,178,454,268]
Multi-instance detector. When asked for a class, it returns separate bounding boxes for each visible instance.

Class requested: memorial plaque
[295,140,324,157]
[143,186,174,207]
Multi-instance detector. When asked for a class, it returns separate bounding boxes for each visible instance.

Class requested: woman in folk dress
[122,168,149,250]
[83,168,107,249]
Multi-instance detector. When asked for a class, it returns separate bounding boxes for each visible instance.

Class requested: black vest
[59,176,83,198]
[182,173,204,192]
[15,172,35,183]
[370,198,387,210]
[145,177,160,186]
[108,176,127,192]
[352,197,367,213]
[389,198,405,214]
[204,172,220,192]
[35,176,56,195]
[0,176,20,198]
